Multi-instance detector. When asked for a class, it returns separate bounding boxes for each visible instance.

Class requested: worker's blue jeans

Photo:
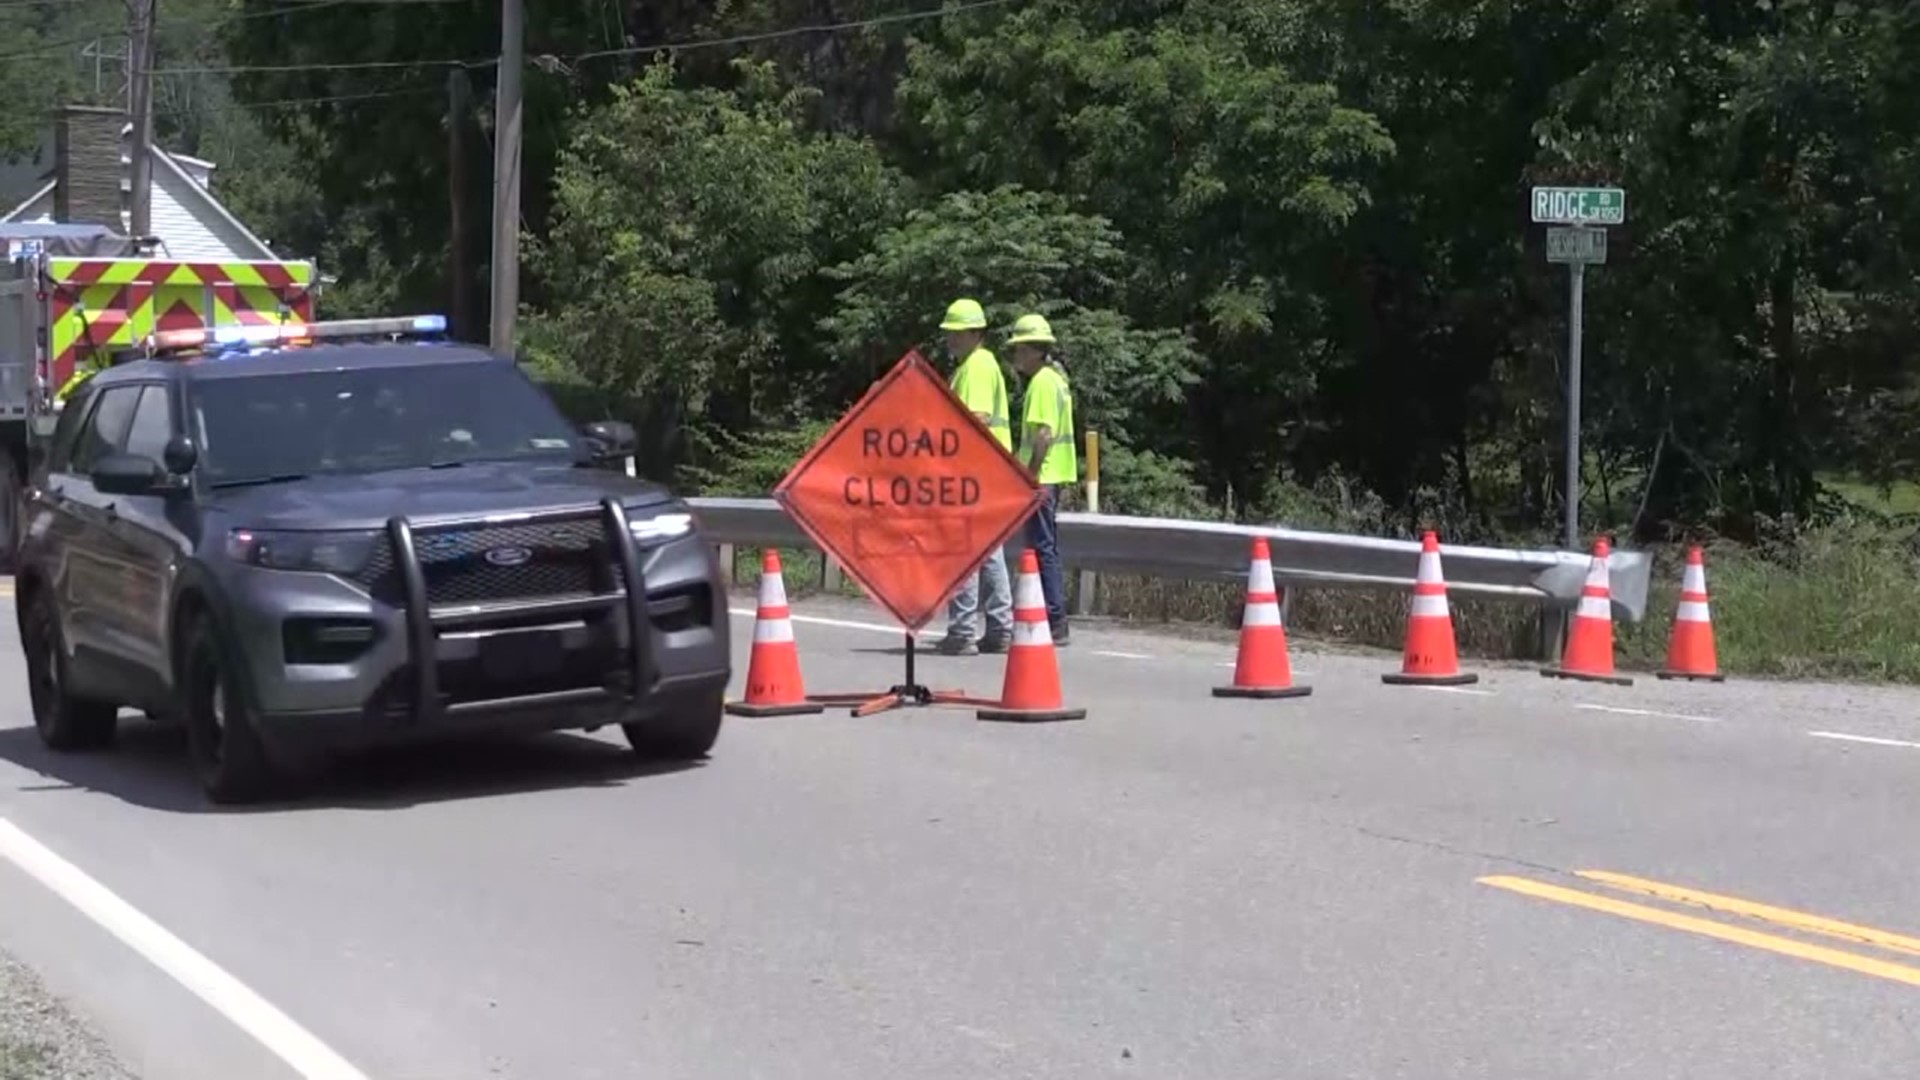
[946,544,1012,642]
[1025,483,1068,632]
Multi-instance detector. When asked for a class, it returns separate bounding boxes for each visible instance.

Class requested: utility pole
[448,68,471,341]
[488,0,523,355]
[127,0,157,240]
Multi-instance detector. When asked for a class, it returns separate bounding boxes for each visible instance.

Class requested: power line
[149,0,1022,77]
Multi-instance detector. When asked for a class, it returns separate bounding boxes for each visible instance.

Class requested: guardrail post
[1074,431,1100,617]
[717,543,735,587]
[1535,607,1566,662]
[822,554,842,593]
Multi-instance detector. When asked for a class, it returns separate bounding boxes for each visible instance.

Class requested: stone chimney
[52,105,125,231]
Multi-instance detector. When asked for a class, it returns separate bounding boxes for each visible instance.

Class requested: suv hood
[206,462,677,532]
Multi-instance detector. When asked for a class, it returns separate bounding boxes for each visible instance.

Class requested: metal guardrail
[686,497,1655,623]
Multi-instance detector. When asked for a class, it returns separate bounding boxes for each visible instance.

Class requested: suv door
[50,384,142,684]
[101,383,185,686]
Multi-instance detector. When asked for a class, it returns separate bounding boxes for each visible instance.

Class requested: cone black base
[977,705,1088,723]
[1540,667,1634,687]
[724,699,826,717]
[1382,671,1480,686]
[1656,670,1727,683]
[1211,684,1313,699]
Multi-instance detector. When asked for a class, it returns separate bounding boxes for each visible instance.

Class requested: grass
[0,1038,54,1080]
[718,510,1920,685]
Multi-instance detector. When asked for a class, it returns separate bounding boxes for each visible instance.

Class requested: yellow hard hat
[1005,313,1055,345]
[938,297,987,331]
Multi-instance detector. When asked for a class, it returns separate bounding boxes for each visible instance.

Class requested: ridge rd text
[842,425,985,507]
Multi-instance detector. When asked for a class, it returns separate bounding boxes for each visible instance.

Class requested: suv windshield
[190,357,584,486]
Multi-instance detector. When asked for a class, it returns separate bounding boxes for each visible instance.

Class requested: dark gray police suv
[14,316,730,804]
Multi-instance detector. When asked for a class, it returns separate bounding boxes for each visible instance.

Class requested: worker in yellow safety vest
[1008,313,1077,646]
[935,297,1014,656]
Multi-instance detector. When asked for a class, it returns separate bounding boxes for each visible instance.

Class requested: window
[45,384,97,474]
[70,385,141,475]
[124,385,174,462]
[189,359,584,486]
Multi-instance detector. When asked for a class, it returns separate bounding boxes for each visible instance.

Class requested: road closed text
[843,425,984,507]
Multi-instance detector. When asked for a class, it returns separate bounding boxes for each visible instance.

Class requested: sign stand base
[807,633,998,717]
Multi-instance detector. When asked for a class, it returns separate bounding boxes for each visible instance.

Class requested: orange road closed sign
[775,350,1043,631]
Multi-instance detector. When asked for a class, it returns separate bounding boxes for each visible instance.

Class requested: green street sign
[1546,226,1607,265]
[1530,186,1626,226]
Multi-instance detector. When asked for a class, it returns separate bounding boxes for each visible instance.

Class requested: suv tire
[22,589,118,751]
[179,614,276,805]
[623,689,723,760]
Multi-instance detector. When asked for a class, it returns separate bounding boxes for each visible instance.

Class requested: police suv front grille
[355,516,629,605]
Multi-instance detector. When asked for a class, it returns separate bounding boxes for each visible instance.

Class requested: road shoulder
[0,946,137,1080]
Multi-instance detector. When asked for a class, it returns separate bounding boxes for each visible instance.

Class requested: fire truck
[0,222,318,565]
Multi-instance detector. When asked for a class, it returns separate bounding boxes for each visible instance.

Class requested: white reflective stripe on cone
[1577,594,1612,620]
[1416,551,1443,585]
[1410,592,1451,618]
[1675,599,1712,623]
[761,571,789,607]
[1011,618,1053,647]
[1682,562,1707,593]
[1583,558,1610,590]
[1014,571,1045,610]
[1242,600,1283,627]
[754,617,796,643]
[1248,557,1276,594]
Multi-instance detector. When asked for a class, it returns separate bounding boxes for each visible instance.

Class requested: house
[0,105,280,262]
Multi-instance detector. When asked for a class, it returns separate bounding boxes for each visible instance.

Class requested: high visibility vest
[1022,362,1077,485]
[55,360,101,404]
[950,346,1012,451]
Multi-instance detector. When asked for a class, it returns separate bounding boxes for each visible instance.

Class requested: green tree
[525,60,900,466]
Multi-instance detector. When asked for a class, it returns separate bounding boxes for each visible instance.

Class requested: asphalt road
[2,589,1919,1079]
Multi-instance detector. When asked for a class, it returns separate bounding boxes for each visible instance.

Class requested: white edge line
[1419,685,1497,697]
[1092,650,1153,660]
[0,818,371,1080]
[1574,703,1720,724]
[728,606,914,638]
[1807,730,1920,750]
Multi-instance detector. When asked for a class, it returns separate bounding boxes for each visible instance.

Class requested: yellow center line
[1477,875,1920,988]
[1575,870,1920,959]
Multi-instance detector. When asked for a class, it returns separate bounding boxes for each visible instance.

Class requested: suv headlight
[227,528,381,575]
[628,511,693,544]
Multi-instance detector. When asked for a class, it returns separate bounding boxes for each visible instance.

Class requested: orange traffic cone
[1657,546,1725,682]
[977,549,1086,723]
[1213,537,1312,699]
[1383,530,1479,686]
[1540,537,1634,686]
[724,550,825,717]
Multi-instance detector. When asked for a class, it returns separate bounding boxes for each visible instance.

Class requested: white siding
[150,162,257,260]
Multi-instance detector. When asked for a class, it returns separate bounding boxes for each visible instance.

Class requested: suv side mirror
[162,434,198,475]
[90,452,168,496]
[582,419,637,461]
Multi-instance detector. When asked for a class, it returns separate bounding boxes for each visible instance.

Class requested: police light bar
[144,314,448,356]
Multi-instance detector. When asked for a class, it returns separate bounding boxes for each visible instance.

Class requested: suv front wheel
[179,613,277,804]
[22,589,118,751]
[622,689,723,760]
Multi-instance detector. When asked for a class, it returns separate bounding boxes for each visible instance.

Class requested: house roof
[0,131,275,260]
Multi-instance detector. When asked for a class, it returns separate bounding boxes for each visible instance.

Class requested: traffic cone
[977,549,1087,723]
[1540,537,1634,686]
[1383,530,1479,686]
[1657,546,1725,682]
[1213,537,1313,699]
[724,550,825,717]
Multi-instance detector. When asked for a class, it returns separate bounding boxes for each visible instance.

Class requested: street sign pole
[1564,259,1585,552]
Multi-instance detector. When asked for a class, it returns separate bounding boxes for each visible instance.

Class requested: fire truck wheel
[0,453,19,572]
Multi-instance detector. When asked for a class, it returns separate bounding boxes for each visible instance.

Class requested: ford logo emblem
[484,546,533,567]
